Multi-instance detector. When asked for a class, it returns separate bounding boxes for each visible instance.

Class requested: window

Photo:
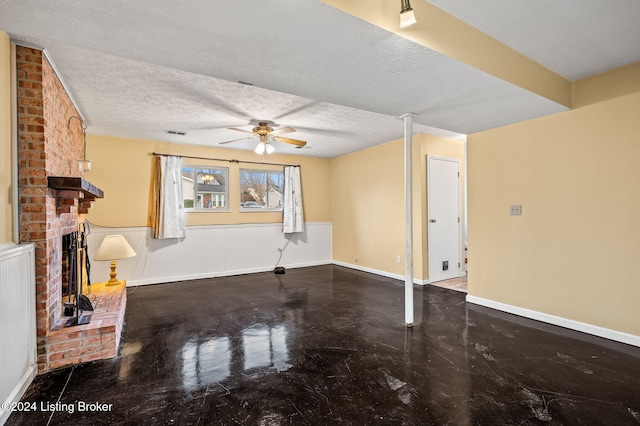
[181,166,229,211]
[239,169,284,211]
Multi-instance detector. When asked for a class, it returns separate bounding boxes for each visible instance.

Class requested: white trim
[11,42,19,244]
[127,259,332,287]
[466,295,640,348]
[426,155,464,281]
[463,138,468,266]
[0,365,37,425]
[332,260,428,285]
[239,208,284,213]
[41,48,85,121]
[0,242,33,259]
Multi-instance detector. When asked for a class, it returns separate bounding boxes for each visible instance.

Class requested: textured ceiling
[0,0,637,158]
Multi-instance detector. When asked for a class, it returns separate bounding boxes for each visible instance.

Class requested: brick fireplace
[16,46,125,372]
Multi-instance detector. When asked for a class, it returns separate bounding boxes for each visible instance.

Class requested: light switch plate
[510,205,522,215]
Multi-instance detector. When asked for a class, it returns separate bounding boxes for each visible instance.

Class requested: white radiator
[0,243,37,426]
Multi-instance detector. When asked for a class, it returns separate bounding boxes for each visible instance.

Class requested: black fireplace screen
[61,231,78,298]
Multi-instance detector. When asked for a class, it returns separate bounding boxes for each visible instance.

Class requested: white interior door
[427,156,462,283]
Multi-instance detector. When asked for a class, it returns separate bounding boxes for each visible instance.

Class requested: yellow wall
[0,31,12,244]
[331,133,465,281]
[84,134,331,227]
[573,61,640,108]
[468,89,640,335]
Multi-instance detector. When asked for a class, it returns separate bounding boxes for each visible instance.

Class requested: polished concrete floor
[8,265,640,425]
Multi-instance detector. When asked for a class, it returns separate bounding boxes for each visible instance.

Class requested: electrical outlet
[510,204,522,216]
[396,256,402,264]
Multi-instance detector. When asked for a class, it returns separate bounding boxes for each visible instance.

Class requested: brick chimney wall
[16,46,85,372]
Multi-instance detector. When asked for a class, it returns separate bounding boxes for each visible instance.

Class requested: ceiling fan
[219,121,307,154]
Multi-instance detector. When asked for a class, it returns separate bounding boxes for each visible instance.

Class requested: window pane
[266,171,284,208]
[240,170,266,208]
[182,166,228,210]
[240,169,284,210]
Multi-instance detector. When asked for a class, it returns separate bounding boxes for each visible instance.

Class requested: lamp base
[95,280,127,287]
[104,260,124,286]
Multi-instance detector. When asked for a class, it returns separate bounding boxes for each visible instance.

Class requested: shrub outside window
[240,169,284,211]
[182,166,229,211]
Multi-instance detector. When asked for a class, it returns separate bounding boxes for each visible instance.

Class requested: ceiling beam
[323,0,573,109]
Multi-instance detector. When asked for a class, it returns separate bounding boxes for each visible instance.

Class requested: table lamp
[94,234,136,286]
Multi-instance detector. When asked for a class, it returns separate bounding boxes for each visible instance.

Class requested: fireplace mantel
[47,176,104,198]
[47,177,104,214]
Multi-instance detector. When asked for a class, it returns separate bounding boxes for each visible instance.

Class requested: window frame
[181,165,230,212]
[239,168,285,212]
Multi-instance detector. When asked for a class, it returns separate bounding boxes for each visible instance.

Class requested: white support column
[400,113,415,326]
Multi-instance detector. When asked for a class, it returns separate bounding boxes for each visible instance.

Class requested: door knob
[430,219,437,223]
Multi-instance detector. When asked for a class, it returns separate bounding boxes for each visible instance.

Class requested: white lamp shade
[94,234,136,261]
[265,143,275,154]
[255,142,266,154]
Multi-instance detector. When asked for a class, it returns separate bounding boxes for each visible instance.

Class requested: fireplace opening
[61,229,94,326]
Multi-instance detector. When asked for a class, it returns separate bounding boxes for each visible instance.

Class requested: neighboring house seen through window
[240,169,284,211]
[181,166,229,211]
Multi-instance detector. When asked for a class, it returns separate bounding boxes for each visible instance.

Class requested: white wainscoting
[86,222,332,286]
[0,243,37,426]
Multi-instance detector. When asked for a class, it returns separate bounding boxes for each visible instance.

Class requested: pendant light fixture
[400,0,417,28]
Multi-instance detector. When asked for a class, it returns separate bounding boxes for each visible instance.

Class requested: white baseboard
[331,260,428,285]
[127,259,332,287]
[466,295,640,348]
[1,364,37,426]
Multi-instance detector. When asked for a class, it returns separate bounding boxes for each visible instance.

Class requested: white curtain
[154,155,186,239]
[283,166,304,234]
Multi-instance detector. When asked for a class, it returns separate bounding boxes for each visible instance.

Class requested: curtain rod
[151,152,300,168]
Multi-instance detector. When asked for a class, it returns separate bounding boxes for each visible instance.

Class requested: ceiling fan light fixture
[399,0,417,28]
[265,143,275,154]
[221,121,306,151]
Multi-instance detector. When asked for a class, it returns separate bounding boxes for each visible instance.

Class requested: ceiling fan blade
[219,137,254,145]
[269,126,296,136]
[227,127,255,134]
[273,136,307,147]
